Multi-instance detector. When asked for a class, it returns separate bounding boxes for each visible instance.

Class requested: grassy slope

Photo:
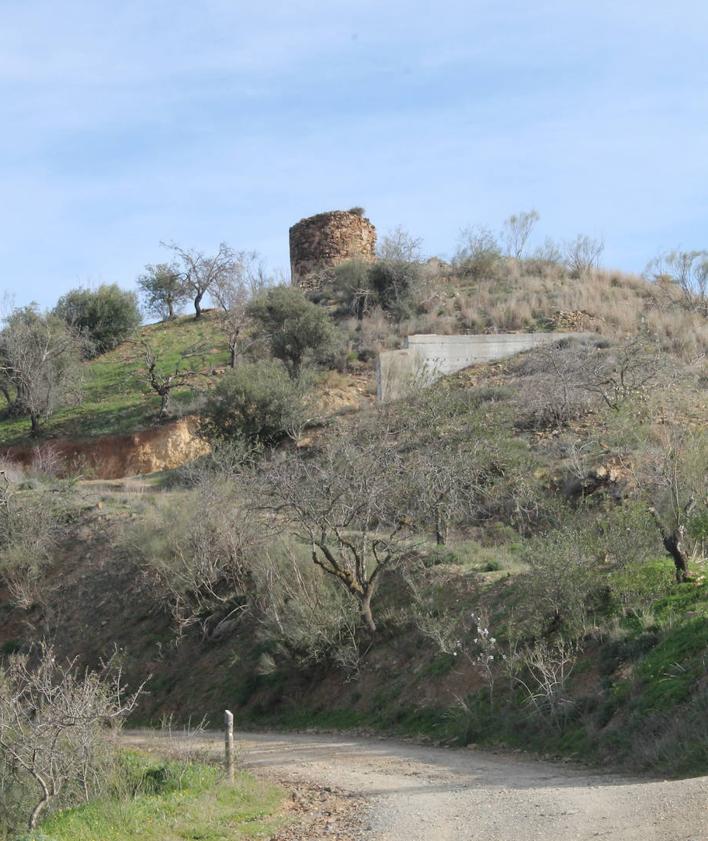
[0,313,228,446]
[28,756,285,841]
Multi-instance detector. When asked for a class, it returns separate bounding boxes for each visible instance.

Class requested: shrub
[368,260,422,320]
[132,476,261,636]
[454,226,503,280]
[330,260,376,319]
[0,477,65,608]
[199,360,308,446]
[247,286,336,377]
[54,284,141,356]
[252,540,363,673]
[563,234,604,278]
[522,523,604,635]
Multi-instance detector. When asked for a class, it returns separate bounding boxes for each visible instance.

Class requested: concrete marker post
[224,709,234,783]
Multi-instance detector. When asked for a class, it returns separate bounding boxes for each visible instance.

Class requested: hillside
[2,265,706,453]
[0,260,706,839]
[0,312,228,447]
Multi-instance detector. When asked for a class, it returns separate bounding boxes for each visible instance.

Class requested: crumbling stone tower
[289,209,377,292]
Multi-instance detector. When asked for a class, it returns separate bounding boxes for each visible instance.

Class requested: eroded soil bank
[3,417,209,478]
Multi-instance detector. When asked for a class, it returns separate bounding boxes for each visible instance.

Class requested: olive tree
[0,306,83,435]
[643,428,707,583]
[140,340,198,420]
[247,286,336,378]
[53,284,141,356]
[137,262,189,321]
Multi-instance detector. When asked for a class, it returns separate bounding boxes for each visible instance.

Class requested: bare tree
[161,241,239,319]
[644,429,706,583]
[0,645,142,830]
[256,435,412,632]
[502,209,540,260]
[646,249,708,316]
[406,440,499,545]
[140,340,198,420]
[0,306,83,436]
[577,336,660,411]
[563,234,604,278]
[376,226,423,262]
[211,251,268,367]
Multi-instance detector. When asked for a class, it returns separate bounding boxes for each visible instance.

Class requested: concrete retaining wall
[376,333,592,401]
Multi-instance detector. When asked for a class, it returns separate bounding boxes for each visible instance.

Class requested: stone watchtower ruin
[289,209,377,292]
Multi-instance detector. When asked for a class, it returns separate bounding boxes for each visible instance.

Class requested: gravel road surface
[127,730,707,841]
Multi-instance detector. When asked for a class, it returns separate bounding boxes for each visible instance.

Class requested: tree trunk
[194,291,203,319]
[649,507,690,583]
[159,391,170,420]
[28,779,51,829]
[30,412,40,437]
[167,299,175,320]
[664,527,690,583]
[435,510,448,546]
[360,590,377,633]
[228,342,236,369]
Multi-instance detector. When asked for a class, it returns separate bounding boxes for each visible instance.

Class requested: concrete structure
[376,332,593,401]
[289,209,377,292]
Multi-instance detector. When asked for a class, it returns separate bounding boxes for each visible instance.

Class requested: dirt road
[128,731,707,841]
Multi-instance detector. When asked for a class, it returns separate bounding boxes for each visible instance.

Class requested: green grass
[0,313,228,446]
[26,756,285,841]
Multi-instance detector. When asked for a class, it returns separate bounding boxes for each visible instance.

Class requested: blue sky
[1,0,707,310]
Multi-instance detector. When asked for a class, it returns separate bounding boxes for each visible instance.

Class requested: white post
[224,709,234,783]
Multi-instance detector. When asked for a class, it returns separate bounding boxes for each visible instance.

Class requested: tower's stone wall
[289,210,377,291]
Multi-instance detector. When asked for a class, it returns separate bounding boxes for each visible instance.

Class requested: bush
[522,523,604,635]
[54,284,141,356]
[131,476,261,636]
[368,260,422,320]
[252,540,363,673]
[330,260,376,319]
[199,360,308,446]
[247,286,336,377]
[0,478,65,609]
[454,226,503,280]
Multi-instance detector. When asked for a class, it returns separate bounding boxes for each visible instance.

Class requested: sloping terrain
[0,312,228,447]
